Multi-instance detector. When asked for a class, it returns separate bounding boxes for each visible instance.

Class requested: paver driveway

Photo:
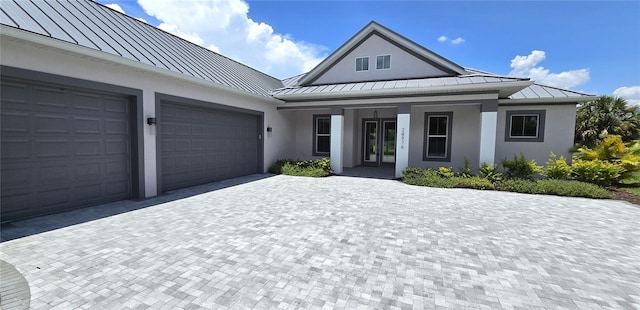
[1,174,639,309]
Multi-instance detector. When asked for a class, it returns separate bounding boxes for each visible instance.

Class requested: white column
[143,88,157,197]
[395,109,411,178]
[479,101,498,165]
[330,112,344,174]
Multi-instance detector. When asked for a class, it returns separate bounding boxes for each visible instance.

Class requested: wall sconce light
[267,126,273,132]
[373,110,378,119]
[147,117,157,125]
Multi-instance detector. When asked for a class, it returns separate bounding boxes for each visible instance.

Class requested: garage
[160,100,261,192]
[1,78,135,222]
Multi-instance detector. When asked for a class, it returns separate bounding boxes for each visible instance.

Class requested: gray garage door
[1,78,132,222]
[160,102,259,191]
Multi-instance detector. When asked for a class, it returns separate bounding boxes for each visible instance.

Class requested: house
[0,0,595,222]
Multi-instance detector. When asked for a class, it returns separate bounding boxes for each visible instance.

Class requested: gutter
[0,25,285,105]
[499,96,598,105]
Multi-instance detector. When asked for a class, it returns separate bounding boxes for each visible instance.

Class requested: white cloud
[509,50,590,89]
[614,86,640,106]
[136,17,148,23]
[136,0,326,78]
[105,3,125,14]
[451,37,464,45]
[438,35,464,45]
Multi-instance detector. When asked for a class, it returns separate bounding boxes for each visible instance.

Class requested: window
[376,55,391,70]
[423,112,453,161]
[355,57,369,72]
[505,110,546,142]
[313,115,331,155]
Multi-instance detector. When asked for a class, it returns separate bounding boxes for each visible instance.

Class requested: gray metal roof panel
[0,8,19,28]
[1,0,283,97]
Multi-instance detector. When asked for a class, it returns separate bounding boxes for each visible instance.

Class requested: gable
[310,33,452,85]
[299,21,466,87]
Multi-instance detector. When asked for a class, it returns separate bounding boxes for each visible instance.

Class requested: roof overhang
[273,80,533,103]
[499,96,598,105]
[0,25,284,104]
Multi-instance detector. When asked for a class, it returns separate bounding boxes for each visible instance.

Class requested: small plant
[274,158,332,177]
[456,157,474,178]
[438,167,454,178]
[453,176,494,190]
[479,163,503,183]
[501,153,542,180]
[268,159,293,174]
[402,168,454,188]
[542,152,571,180]
[571,159,621,186]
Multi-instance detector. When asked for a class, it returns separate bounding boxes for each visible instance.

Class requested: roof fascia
[274,80,532,102]
[499,96,598,105]
[1,25,284,104]
[298,21,467,86]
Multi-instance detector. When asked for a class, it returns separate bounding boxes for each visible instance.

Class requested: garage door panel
[161,102,259,191]
[36,114,69,133]
[73,117,101,134]
[36,140,70,158]
[1,78,133,222]
[71,93,101,111]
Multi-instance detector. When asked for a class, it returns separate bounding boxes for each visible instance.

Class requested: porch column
[395,105,411,178]
[479,100,498,165]
[330,107,344,174]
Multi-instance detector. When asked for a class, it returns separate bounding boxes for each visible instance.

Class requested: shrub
[268,159,293,174]
[575,135,640,185]
[501,153,542,180]
[536,180,610,198]
[456,157,474,178]
[402,168,454,188]
[438,167,454,178]
[542,152,572,180]
[274,158,332,177]
[571,159,621,186]
[495,179,609,199]
[452,176,494,190]
[479,163,503,183]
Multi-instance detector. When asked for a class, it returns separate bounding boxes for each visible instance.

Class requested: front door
[362,118,396,166]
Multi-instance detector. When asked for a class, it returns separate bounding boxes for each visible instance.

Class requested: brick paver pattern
[1,175,639,309]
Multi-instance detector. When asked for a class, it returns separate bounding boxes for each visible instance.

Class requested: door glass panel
[364,121,377,162]
[382,121,396,163]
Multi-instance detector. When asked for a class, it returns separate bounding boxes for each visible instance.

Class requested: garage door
[160,102,259,191]
[1,79,132,222]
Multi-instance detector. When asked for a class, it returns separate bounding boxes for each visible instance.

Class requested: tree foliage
[575,96,640,148]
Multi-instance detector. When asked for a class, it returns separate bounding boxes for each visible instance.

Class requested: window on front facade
[355,57,369,72]
[313,115,331,155]
[376,55,391,70]
[505,110,546,142]
[424,112,453,161]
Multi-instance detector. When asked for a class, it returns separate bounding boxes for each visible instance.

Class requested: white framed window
[376,54,391,70]
[424,112,453,161]
[505,110,546,142]
[355,57,369,72]
[313,115,331,155]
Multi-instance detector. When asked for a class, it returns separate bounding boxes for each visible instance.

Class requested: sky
[97,0,640,104]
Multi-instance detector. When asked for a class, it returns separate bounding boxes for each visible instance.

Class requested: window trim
[313,114,331,156]
[505,110,546,142]
[355,56,369,72]
[423,112,453,162]
[376,54,391,70]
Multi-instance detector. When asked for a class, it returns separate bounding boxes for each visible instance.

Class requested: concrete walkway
[1,175,639,309]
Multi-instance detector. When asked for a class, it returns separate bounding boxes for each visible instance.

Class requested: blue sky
[99,0,639,103]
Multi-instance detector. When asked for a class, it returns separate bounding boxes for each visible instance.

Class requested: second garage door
[160,101,260,192]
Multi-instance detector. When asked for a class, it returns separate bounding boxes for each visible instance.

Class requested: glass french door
[362,118,396,166]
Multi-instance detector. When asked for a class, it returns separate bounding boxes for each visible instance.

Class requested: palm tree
[575,96,640,148]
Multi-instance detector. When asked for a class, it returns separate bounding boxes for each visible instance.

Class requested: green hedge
[402,167,610,199]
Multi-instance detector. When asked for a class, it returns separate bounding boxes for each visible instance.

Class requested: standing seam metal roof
[0,0,284,98]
